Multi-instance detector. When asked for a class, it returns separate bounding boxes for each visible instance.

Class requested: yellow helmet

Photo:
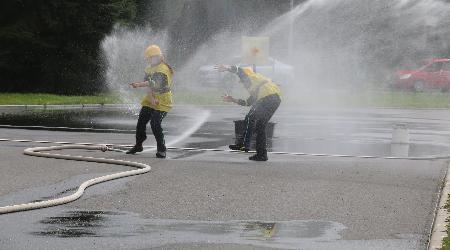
[241,67,254,76]
[144,45,162,58]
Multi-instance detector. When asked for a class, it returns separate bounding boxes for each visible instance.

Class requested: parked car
[197,56,294,92]
[392,58,450,92]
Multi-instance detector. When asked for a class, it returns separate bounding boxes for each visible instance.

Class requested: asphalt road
[0,106,449,249]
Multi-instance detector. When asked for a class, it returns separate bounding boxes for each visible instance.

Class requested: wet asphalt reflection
[1,106,450,157]
[0,106,446,249]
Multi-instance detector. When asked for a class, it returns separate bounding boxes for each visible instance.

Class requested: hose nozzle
[99,144,113,152]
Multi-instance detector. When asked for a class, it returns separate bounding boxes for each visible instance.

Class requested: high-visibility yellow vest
[246,72,281,101]
[141,63,173,112]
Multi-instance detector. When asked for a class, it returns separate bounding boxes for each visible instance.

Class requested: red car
[393,58,450,91]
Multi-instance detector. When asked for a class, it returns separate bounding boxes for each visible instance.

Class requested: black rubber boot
[126,144,143,154]
[156,151,166,158]
[229,144,249,152]
[249,154,268,161]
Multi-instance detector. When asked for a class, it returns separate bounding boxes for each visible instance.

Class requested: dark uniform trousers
[136,106,167,152]
[243,94,281,156]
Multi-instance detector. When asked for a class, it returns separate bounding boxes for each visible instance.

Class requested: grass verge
[1,90,450,108]
[441,195,450,250]
[283,90,450,108]
[0,93,121,105]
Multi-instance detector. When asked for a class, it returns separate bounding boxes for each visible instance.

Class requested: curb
[429,162,450,249]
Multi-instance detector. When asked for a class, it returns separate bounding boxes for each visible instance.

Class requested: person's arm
[216,65,254,106]
[223,95,252,106]
[244,95,256,106]
[149,72,170,93]
[224,65,251,85]
[144,74,163,105]
[129,81,150,88]
[129,71,166,89]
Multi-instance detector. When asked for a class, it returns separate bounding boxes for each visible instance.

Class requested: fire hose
[0,144,150,214]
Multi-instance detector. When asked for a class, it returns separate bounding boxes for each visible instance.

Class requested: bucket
[233,120,275,149]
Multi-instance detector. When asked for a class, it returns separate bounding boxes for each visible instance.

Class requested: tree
[0,0,136,94]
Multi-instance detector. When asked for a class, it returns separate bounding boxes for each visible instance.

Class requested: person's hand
[222,94,234,103]
[129,82,139,88]
[130,81,149,88]
[151,98,160,106]
[214,64,230,72]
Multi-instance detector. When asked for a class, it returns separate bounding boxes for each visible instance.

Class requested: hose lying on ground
[2,134,450,215]
[0,144,151,214]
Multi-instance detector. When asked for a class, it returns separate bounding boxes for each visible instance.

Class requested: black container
[233,120,275,149]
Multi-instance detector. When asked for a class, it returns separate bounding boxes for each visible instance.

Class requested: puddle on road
[32,211,120,238]
[31,210,345,249]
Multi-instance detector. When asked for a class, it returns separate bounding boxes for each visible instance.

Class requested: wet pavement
[2,105,450,157]
[0,208,422,249]
[0,105,450,249]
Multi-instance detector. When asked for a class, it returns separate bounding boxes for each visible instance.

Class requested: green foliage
[441,194,450,250]
[0,92,120,105]
[3,90,450,107]
[0,0,299,94]
[0,0,137,94]
[284,90,450,108]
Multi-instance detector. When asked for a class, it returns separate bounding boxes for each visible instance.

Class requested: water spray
[142,109,210,153]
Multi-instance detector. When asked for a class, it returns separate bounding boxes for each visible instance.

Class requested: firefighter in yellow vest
[215,65,281,161]
[127,45,174,158]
